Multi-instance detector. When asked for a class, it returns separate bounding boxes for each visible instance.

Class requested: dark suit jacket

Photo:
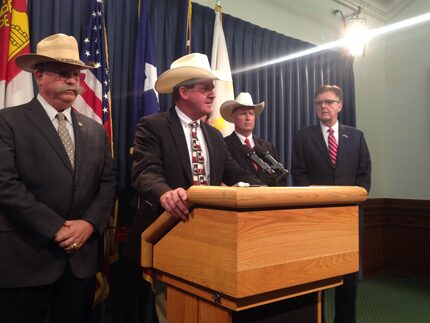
[124,108,262,264]
[291,124,371,192]
[0,98,117,288]
[224,132,285,186]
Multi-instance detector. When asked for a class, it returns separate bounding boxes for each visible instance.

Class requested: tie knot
[244,138,252,149]
[328,127,334,134]
[56,112,66,121]
[190,121,199,129]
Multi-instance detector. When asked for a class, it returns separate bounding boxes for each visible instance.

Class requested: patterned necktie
[56,112,74,168]
[190,121,208,185]
[244,138,258,171]
[328,127,338,166]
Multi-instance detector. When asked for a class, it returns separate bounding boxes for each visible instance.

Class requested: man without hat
[0,33,117,323]
[221,92,285,186]
[123,53,262,322]
[291,84,371,323]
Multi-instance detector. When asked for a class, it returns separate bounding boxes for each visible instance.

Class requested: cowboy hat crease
[220,92,265,123]
[155,53,227,93]
[16,33,96,72]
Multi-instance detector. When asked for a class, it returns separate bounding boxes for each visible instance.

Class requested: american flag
[74,0,115,305]
[74,0,112,144]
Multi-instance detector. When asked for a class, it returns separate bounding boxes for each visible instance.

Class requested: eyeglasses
[187,86,215,94]
[314,99,340,107]
[42,70,83,81]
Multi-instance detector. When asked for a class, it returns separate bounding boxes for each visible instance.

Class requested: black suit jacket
[124,108,261,264]
[0,98,117,288]
[291,124,371,192]
[224,132,285,186]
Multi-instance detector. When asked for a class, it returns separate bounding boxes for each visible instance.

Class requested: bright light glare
[232,11,430,75]
[343,17,367,56]
[368,11,430,39]
[233,40,342,74]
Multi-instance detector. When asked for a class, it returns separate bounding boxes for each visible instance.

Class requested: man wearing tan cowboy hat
[123,53,262,322]
[221,92,286,186]
[0,33,116,323]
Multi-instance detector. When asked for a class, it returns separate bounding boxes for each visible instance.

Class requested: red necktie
[190,121,208,185]
[244,138,258,171]
[328,128,338,166]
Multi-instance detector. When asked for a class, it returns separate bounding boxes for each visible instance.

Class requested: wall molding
[362,198,430,278]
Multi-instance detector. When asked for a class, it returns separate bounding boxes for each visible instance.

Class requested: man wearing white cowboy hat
[0,33,116,323]
[123,53,262,322]
[221,92,285,186]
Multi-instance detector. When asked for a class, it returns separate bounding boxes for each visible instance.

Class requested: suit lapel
[337,124,348,167]
[202,122,226,183]
[167,109,193,185]
[71,111,85,183]
[25,99,74,174]
[311,125,333,168]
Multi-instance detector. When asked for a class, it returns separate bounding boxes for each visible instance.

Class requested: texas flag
[0,0,34,109]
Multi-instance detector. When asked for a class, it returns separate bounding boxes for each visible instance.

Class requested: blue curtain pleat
[26,0,355,219]
[24,1,356,321]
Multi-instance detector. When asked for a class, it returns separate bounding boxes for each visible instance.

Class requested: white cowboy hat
[16,33,96,72]
[220,92,265,123]
[155,53,223,93]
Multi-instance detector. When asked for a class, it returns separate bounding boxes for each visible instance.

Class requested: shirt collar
[175,106,200,128]
[320,120,339,134]
[234,131,253,144]
[37,94,73,124]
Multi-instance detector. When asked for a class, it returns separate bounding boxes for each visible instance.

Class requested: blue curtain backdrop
[26,1,356,321]
[27,0,355,220]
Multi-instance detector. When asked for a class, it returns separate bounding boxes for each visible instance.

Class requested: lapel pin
[342,134,348,138]
[78,122,83,127]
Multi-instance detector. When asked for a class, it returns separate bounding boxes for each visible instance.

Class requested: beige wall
[383,0,430,198]
[194,0,430,199]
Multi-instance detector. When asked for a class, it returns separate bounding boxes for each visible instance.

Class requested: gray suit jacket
[291,123,371,192]
[0,98,117,288]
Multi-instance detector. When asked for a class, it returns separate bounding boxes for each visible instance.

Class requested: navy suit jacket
[124,108,261,264]
[0,98,117,288]
[291,124,371,192]
[224,132,285,186]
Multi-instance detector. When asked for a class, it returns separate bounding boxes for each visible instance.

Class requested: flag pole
[186,0,192,53]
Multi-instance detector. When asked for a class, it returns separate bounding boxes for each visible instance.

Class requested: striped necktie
[328,127,338,166]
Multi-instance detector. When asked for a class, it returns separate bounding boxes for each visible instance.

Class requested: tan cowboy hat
[16,33,95,72]
[155,53,223,93]
[220,92,265,123]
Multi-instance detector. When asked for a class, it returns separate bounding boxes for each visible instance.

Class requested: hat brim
[220,101,265,123]
[155,66,223,93]
[15,54,96,73]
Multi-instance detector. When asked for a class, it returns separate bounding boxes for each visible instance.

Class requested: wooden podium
[141,186,367,323]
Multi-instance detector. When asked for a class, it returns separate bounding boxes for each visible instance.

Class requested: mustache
[55,85,85,95]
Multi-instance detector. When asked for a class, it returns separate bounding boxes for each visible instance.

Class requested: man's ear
[178,86,188,100]
[34,70,43,85]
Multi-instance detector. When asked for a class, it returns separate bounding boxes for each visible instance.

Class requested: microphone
[254,145,289,180]
[241,145,276,177]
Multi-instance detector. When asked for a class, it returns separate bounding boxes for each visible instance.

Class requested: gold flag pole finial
[215,1,222,13]
[186,0,192,53]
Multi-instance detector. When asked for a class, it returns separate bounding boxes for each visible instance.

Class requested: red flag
[0,0,34,108]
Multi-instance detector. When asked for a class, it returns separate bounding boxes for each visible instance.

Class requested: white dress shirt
[320,121,339,148]
[37,94,75,147]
